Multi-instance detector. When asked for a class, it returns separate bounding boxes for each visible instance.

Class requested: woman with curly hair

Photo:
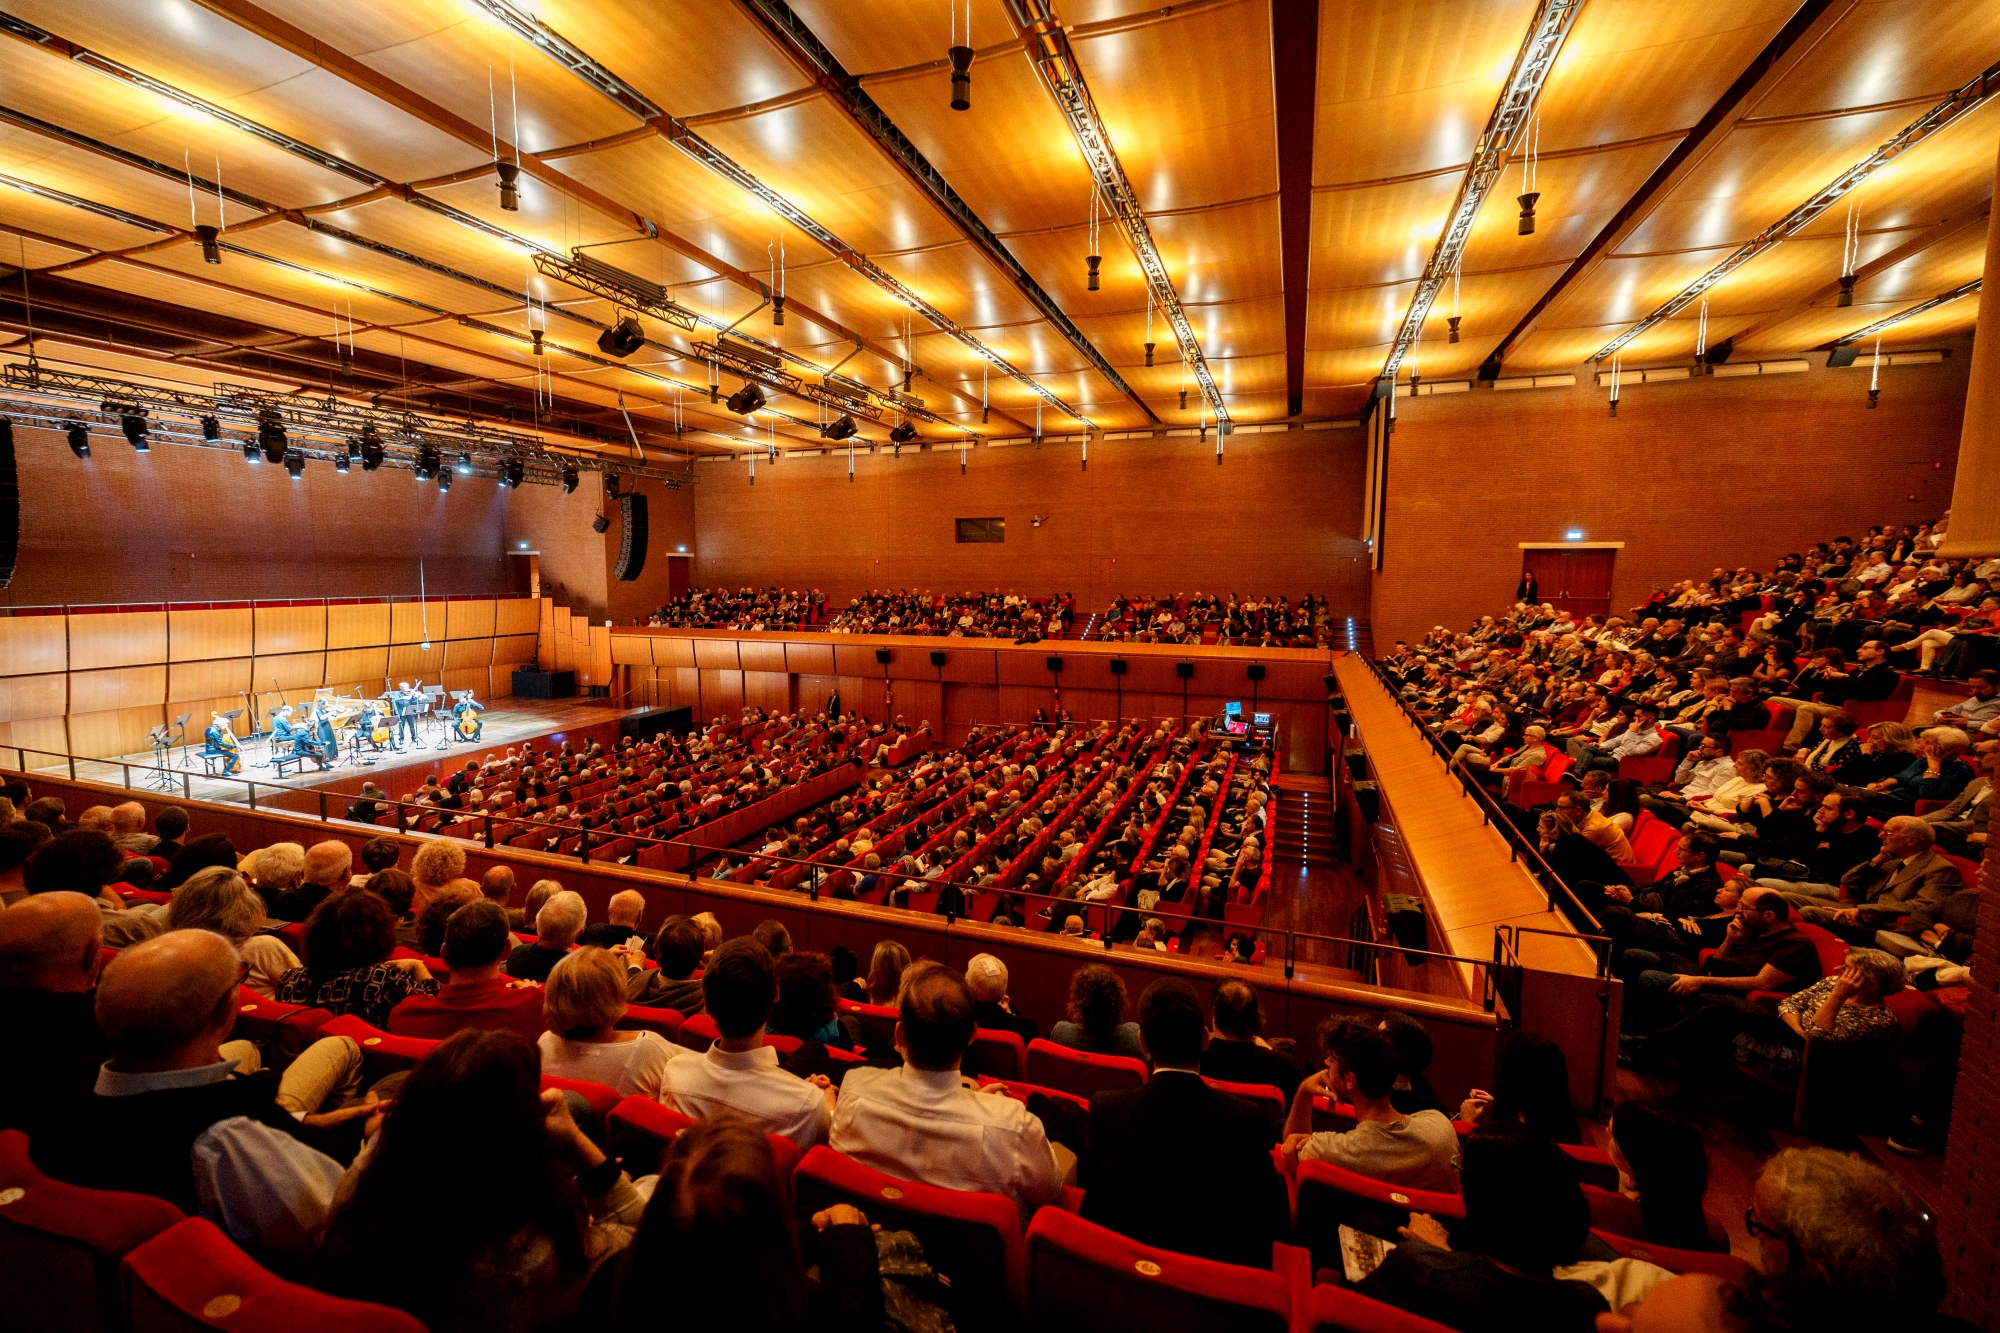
[408,838,466,918]
[1048,963,1142,1059]
[275,889,438,1027]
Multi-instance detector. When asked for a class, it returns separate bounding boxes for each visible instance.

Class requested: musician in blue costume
[202,712,241,775]
[268,705,304,765]
[392,681,423,749]
[451,694,486,743]
[308,701,338,770]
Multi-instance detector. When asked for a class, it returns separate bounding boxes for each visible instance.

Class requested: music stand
[144,726,177,791]
[169,711,192,763]
[425,686,449,750]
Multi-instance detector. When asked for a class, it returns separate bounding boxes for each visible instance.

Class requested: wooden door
[1522,550,1616,618]
[666,554,692,600]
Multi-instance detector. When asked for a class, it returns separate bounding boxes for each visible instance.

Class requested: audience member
[408,839,467,917]
[1199,977,1303,1102]
[165,866,299,998]
[965,952,1039,1042]
[27,828,166,947]
[1606,1100,1719,1253]
[267,841,353,922]
[626,915,706,1013]
[0,892,107,1133]
[275,890,438,1026]
[151,806,189,863]
[578,888,647,948]
[1382,1013,1446,1116]
[862,940,908,1005]
[660,939,832,1149]
[388,900,546,1042]
[752,919,793,958]
[1284,1015,1461,1194]
[770,951,852,1049]
[1461,1031,1582,1145]
[0,818,52,904]
[508,890,586,981]
[538,946,684,1098]
[1048,963,1143,1059]
[109,801,158,855]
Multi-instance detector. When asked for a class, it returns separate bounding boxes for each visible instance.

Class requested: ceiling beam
[1819,277,1983,349]
[1270,0,1318,418]
[1480,0,1850,370]
[1728,206,1990,345]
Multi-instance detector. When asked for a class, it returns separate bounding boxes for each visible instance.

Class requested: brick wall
[684,428,1372,615]
[1368,345,1971,647]
[1938,836,2000,1325]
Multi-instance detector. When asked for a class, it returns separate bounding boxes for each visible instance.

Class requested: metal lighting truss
[1380,0,1584,384]
[0,363,690,486]
[462,0,1087,428]
[1005,0,1229,427]
[1593,60,2000,363]
[1827,278,1983,347]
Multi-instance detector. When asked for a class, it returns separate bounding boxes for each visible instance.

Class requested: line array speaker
[0,421,16,587]
[612,492,648,581]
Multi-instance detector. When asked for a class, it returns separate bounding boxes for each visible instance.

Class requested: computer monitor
[1224,701,1242,718]
[1225,717,1249,735]
[1253,712,1272,728]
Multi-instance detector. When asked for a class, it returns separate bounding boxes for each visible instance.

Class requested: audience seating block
[1307,1282,1458,1333]
[121,1218,425,1333]
[1024,1205,1291,1333]
[970,1027,1027,1080]
[1025,1038,1148,1099]
[1293,1159,1464,1273]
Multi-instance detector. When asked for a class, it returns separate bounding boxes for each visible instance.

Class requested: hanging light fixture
[1446,316,1461,344]
[889,421,918,445]
[194,224,221,265]
[561,465,579,494]
[284,449,305,479]
[1085,187,1101,291]
[820,414,858,441]
[948,0,973,110]
[496,160,521,211]
[359,423,385,471]
[257,407,287,463]
[118,409,149,452]
[65,422,90,459]
[200,415,221,441]
[1837,202,1861,307]
[1143,293,1155,366]
[1516,113,1541,236]
[726,382,766,415]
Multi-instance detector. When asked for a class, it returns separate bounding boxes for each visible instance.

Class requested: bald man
[267,840,354,922]
[0,892,108,1134]
[28,930,351,1262]
[578,888,648,949]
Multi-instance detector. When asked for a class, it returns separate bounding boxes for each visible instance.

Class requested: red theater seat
[1024,1206,1291,1333]
[122,1218,425,1333]
[606,1096,800,1182]
[1293,1159,1464,1272]
[1592,1230,1752,1281]
[1307,1282,1458,1333]
[970,1027,1027,1080]
[1025,1038,1147,1099]
[0,1129,185,1333]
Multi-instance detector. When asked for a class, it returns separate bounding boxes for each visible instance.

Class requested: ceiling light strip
[1828,278,1982,347]
[1592,61,2000,363]
[1005,0,1231,425]
[0,172,174,235]
[733,0,1147,419]
[1380,0,1584,384]
[466,0,664,121]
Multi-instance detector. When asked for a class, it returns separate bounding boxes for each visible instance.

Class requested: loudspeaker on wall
[612,493,648,582]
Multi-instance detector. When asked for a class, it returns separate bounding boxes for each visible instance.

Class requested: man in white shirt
[660,938,833,1150]
[1281,1015,1461,1195]
[831,961,1064,1215]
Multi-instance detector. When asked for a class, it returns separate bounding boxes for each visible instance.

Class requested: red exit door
[1522,549,1616,619]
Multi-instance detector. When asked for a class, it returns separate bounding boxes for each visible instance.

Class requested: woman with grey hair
[1778,948,1904,1045]
[165,865,299,998]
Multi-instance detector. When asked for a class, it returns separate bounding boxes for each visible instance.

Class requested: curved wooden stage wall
[0,596,542,763]
[611,629,1340,775]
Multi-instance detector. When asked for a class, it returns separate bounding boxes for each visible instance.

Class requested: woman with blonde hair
[863,940,909,1006]
[409,839,467,917]
[166,865,299,997]
[538,947,683,1099]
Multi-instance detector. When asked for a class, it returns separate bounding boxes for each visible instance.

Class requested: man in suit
[1921,742,1992,855]
[1080,977,1289,1268]
[1788,816,1963,944]
[392,681,423,749]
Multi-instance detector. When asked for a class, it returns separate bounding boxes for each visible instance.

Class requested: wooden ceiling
[0,0,1989,458]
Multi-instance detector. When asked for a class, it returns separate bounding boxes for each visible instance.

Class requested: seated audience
[389,899,546,1042]
[508,890,587,982]
[0,818,52,904]
[150,805,189,864]
[247,842,308,920]
[27,828,165,947]
[1606,1100,1720,1253]
[1787,815,1960,943]
[317,1029,649,1331]
[1199,977,1303,1102]
[165,866,300,997]
[1382,1012,1446,1116]
[770,951,853,1049]
[578,888,647,948]
[861,939,908,1005]
[661,939,833,1149]
[409,839,468,917]
[1048,963,1144,1059]
[1461,1031,1582,1145]
[830,961,1064,1214]
[354,836,401,890]
[965,952,1039,1042]
[1284,1015,1461,1194]
[275,890,439,1026]
[108,800,157,855]
[538,946,684,1098]
[1081,977,1288,1266]
[267,841,352,922]
[0,891,108,1133]
[625,914,707,1013]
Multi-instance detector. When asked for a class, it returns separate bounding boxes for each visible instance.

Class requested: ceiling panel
[1308,173,1466,292]
[1744,0,2000,120]
[785,0,1015,77]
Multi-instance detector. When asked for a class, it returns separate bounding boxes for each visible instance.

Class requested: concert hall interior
[0,2,1998,1331]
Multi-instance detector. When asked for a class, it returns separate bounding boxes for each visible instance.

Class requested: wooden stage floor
[29,697,642,807]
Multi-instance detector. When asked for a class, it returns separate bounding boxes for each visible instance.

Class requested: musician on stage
[355,700,392,755]
[202,712,241,775]
[269,705,306,764]
[308,701,339,770]
[392,681,424,749]
[452,693,486,743]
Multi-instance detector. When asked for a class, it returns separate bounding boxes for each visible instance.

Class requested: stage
[28,697,646,811]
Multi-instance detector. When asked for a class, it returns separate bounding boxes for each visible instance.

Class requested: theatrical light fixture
[949,43,973,110]
[242,439,259,463]
[604,473,621,499]
[820,414,858,441]
[726,383,766,415]
[772,293,785,327]
[456,451,473,475]
[438,464,453,491]
[530,328,545,356]
[889,421,918,445]
[195,224,221,265]
[359,424,385,472]
[501,460,525,488]
[561,465,579,494]
[334,448,350,474]
[414,444,441,480]
[284,449,305,479]
[65,422,90,458]
[1837,274,1857,308]
[199,414,221,441]
[596,315,646,358]
[120,412,149,452]
[1447,316,1461,344]
[591,513,610,533]
[495,160,521,211]
[257,407,287,463]
[1144,341,1155,367]
[1516,191,1539,236]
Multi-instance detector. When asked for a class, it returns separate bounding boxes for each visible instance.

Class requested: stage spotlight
[120,412,149,452]
[257,407,287,463]
[284,450,304,479]
[725,382,766,415]
[359,424,384,471]
[200,415,221,441]
[242,439,259,464]
[561,466,579,494]
[591,513,609,533]
[65,422,90,459]
[334,448,350,474]
[501,459,524,488]
[596,316,645,358]
[820,414,857,441]
[889,421,918,445]
[194,224,221,265]
[456,451,472,475]
[414,444,440,480]
[438,465,452,491]
[495,160,520,211]
[604,473,621,499]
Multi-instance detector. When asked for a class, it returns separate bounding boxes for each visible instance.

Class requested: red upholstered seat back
[1308,1282,1458,1333]
[1025,1206,1290,1333]
[1025,1038,1148,1099]
[122,1218,425,1333]
[1293,1158,1465,1273]
[0,1129,185,1333]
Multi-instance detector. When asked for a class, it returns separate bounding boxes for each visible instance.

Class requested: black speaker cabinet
[622,706,691,740]
[0,420,16,588]
[512,668,575,699]
[1247,663,1266,681]
[1175,661,1194,680]
[612,492,648,582]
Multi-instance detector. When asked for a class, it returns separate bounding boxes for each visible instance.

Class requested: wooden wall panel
[68,612,166,671]
[1058,655,1116,691]
[784,641,834,674]
[893,679,942,729]
[254,652,327,693]
[390,599,450,646]
[1058,687,1120,722]
[69,666,166,713]
[0,618,67,676]
[839,675,885,726]
[69,706,165,759]
[996,684,1056,723]
[328,602,392,650]
[667,668,700,713]
[701,669,745,719]
[583,625,612,688]
[936,647,998,684]
[0,715,70,760]
[494,635,539,665]
[611,635,654,665]
[1120,658,1186,694]
[738,640,787,673]
[253,605,326,656]
[796,674,835,717]
[496,599,540,635]
[656,637,697,669]
[443,638,492,670]
[943,684,999,745]
[168,658,251,704]
[169,608,252,662]
[833,644,883,677]
[387,644,446,680]
[325,647,389,687]
[441,667,488,698]
[692,638,741,670]
[1261,660,1332,701]
[0,673,66,723]
[445,599,497,640]
[743,669,791,716]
